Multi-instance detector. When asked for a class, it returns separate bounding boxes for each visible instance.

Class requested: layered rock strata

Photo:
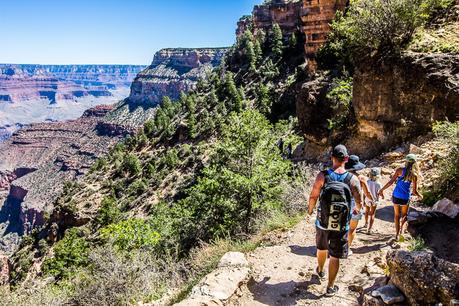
[0,64,144,103]
[127,48,227,107]
[301,0,348,70]
[0,105,124,254]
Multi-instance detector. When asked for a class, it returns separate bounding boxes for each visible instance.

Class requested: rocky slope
[0,105,125,255]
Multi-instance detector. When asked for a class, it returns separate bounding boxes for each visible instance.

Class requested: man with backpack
[308,144,363,296]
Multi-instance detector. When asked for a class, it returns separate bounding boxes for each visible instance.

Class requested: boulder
[371,285,405,304]
[386,250,459,306]
[432,198,459,219]
[175,252,250,306]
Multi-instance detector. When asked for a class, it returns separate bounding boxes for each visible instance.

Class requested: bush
[95,196,121,227]
[100,218,160,251]
[322,0,453,65]
[326,76,353,131]
[42,228,89,279]
[422,121,459,204]
[69,248,181,306]
[121,153,142,176]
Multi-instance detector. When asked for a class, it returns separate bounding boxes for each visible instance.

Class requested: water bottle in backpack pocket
[318,171,353,232]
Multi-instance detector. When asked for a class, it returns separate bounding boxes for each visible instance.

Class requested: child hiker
[364,168,382,234]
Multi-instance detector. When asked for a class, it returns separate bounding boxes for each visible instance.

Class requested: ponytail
[403,161,421,182]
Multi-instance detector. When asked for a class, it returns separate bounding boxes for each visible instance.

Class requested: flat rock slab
[371,285,405,304]
[175,252,250,306]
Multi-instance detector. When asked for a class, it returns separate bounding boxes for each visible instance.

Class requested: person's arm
[412,176,423,200]
[349,175,363,211]
[308,172,325,216]
[360,176,375,202]
[378,168,402,199]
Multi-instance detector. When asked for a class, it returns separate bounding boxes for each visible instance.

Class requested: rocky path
[228,201,403,306]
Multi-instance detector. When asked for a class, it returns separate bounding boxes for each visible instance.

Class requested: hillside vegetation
[3,0,458,305]
[4,22,309,305]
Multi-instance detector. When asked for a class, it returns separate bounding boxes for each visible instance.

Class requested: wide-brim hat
[370,167,381,178]
[345,155,366,171]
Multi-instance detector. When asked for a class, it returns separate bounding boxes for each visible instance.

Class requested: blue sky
[1,0,260,65]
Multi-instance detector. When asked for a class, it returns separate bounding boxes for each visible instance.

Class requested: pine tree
[289,32,298,50]
[271,23,284,57]
[185,95,197,138]
[224,72,242,112]
[246,40,256,72]
[254,39,263,65]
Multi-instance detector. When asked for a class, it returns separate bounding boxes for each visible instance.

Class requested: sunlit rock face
[127,48,227,107]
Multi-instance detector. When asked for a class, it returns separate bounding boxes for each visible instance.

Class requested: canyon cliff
[0,105,124,254]
[128,48,227,106]
[0,64,144,103]
[106,48,228,127]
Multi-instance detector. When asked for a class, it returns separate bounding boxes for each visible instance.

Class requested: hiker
[378,154,423,240]
[345,155,375,251]
[277,138,284,155]
[308,145,363,296]
[364,168,382,234]
[287,143,293,159]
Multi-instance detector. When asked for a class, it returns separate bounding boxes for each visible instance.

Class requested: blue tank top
[393,168,412,200]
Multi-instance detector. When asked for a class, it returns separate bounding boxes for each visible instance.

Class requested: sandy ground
[228,199,408,306]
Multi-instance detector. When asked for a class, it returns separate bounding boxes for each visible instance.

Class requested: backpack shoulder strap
[322,169,331,184]
[344,172,354,187]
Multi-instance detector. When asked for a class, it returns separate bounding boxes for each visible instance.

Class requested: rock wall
[127,48,227,107]
[251,0,303,37]
[347,52,459,158]
[0,64,145,103]
[301,0,348,70]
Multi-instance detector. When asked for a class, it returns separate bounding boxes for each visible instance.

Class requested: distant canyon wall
[127,48,227,107]
[0,64,145,104]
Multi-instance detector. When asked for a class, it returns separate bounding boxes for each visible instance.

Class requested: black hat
[332,144,348,160]
[345,155,366,171]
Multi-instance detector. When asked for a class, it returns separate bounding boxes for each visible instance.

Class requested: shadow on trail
[375,205,395,222]
[289,245,316,257]
[249,275,322,306]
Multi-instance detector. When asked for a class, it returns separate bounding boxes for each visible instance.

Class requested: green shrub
[121,153,142,176]
[43,228,89,279]
[96,196,121,227]
[326,76,353,131]
[408,237,427,251]
[100,219,160,251]
[128,178,148,196]
[422,121,459,205]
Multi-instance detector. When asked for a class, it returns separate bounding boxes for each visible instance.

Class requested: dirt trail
[229,202,401,306]
[227,138,452,306]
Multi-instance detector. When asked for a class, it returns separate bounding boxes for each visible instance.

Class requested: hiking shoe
[348,249,353,256]
[316,267,325,280]
[326,285,339,297]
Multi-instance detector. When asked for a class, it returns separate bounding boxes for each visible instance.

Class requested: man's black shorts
[316,227,349,259]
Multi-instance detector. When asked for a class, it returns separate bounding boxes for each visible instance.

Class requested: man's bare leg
[328,256,340,288]
[317,249,328,273]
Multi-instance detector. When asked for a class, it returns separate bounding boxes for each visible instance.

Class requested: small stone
[371,285,405,304]
[287,266,292,270]
[298,271,305,277]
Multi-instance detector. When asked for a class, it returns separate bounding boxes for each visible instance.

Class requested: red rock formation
[301,0,348,70]
[252,0,303,37]
[0,64,145,103]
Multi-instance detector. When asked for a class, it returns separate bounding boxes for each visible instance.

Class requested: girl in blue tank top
[378,154,423,241]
